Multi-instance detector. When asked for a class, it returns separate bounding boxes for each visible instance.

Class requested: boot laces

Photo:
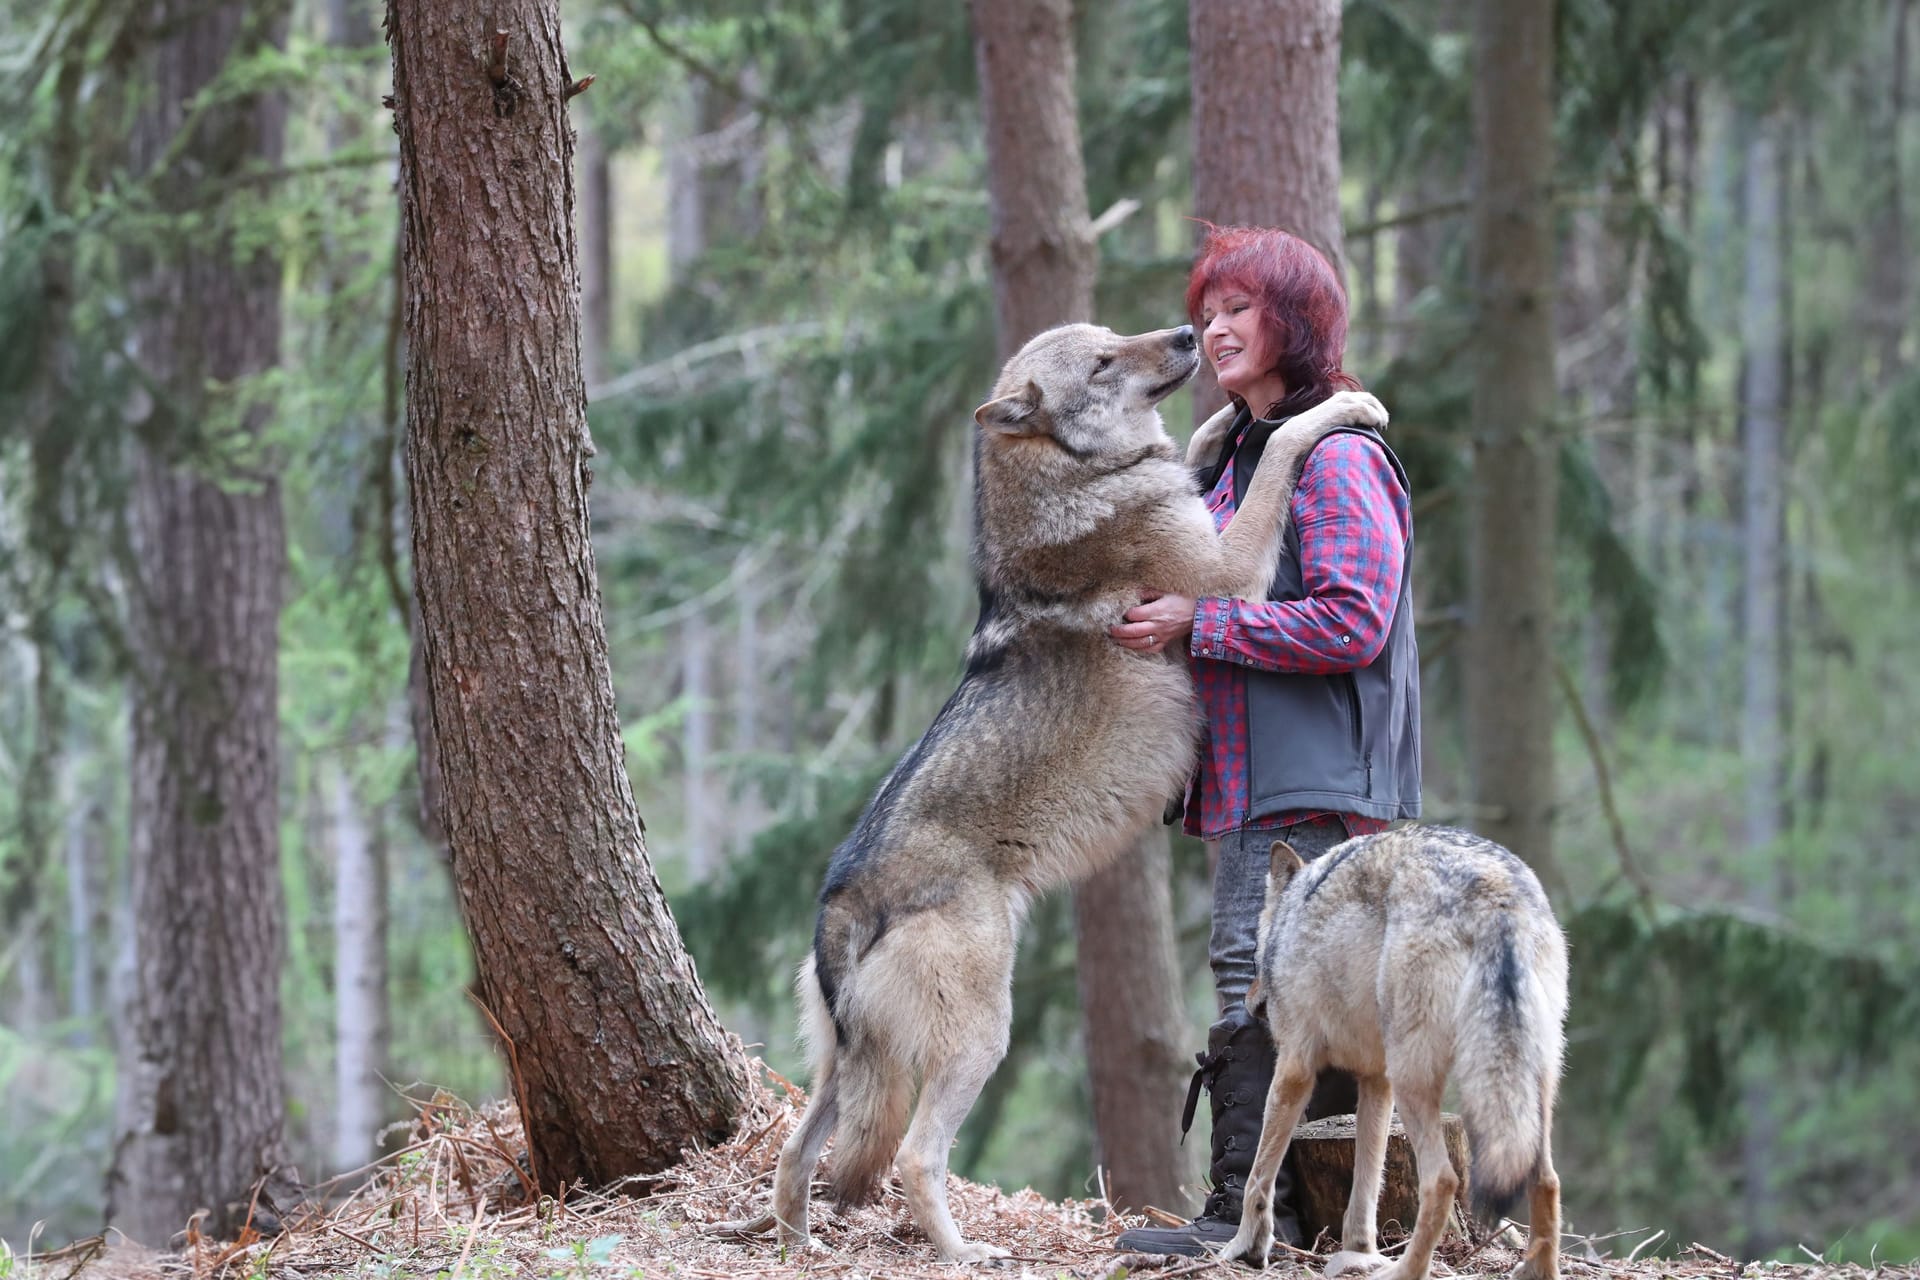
[1179,1042,1232,1139]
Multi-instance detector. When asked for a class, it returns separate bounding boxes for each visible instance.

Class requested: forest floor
[39,1067,1920,1280]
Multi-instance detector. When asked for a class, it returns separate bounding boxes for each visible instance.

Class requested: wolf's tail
[796,948,913,1210]
[1454,913,1568,1224]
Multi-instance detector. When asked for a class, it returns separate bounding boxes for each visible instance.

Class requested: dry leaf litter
[22,1065,1915,1280]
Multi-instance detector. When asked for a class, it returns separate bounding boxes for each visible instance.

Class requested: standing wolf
[1219,826,1568,1280]
[719,322,1388,1262]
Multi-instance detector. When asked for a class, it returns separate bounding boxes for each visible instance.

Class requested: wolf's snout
[1171,325,1196,351]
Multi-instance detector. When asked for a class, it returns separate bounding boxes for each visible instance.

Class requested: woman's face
[1199,283,1286,413]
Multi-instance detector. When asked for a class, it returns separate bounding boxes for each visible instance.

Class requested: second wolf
[1219,825,1568,1280]
[720,322,1388,1262]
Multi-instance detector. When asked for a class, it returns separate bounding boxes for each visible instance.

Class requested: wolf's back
[1453,887,1569,1223]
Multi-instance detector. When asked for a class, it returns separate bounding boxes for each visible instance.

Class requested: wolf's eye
[1094,356,1113,374]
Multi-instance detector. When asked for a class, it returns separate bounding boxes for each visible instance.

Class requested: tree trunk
[406,593,448,846]
[105,0,293,1246]
[1290,1112,1470,1245]
[331,765,391,1172]
[1863,0,1910,388]
[1464,0,1565,897]
[1070,831,1195,1212]
[386,0,756,1191]
[971,0,1095,354]
[1736,108,1789,1259]
[64,766,102,1046]
[666,78,760,280]
[969,0,1194,1213]
[1189,0,1344,419]
[729,556,765,849]
[682,608,714,876]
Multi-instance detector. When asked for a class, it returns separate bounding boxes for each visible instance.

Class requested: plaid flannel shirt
[1184,431,1412,840]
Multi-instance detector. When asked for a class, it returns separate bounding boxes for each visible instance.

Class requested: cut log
[1288,1112,1471,1247]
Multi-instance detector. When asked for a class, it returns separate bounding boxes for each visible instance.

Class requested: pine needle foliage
[1567,899,1917,1137]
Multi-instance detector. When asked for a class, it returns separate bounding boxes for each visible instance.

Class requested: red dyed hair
[1184,224,1361,417]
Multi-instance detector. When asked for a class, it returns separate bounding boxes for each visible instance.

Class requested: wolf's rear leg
[1218,1061,1316,1269]
[1509,1141,1560,1280]
[769,1071,841,1251]
[1363,1083,1457,1280]
[897,1041,1008,1264]
[1324,1074,1394,1275]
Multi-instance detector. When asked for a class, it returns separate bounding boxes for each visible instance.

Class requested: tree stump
[1289,1113,1471,1247]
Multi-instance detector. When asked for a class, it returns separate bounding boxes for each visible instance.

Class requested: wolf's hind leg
[768,1071,840,1250]
[896,1037,1008,1264]
[1509,1143,1560,1280]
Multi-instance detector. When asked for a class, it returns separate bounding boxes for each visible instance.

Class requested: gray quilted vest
[1218,413,1422,823]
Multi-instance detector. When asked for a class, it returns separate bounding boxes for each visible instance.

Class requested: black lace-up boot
[1113,1005,1305,1256]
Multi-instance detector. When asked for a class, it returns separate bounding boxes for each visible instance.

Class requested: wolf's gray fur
[719,322,1388,1263]
[1220,826,1569,1280]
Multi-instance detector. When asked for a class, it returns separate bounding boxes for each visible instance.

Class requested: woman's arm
[1193,433,1409,672]
[1113,433,1409,666]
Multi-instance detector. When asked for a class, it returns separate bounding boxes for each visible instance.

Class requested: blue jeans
[1207,815,1351,1012]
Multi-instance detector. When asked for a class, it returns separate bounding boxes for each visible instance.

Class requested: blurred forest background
[3,0,1919,1264]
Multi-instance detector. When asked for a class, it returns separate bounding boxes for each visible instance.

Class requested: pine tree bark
[971,0,1095,354]
[1189,0,1345,419]
[970,0,1194,1213]
[1465,0,1566,897]
[1070,832,1195,1212]
[387,0,756,1191]
[105,0,294,1246]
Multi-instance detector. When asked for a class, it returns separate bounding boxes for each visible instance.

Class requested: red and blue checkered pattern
[1184,432,1412,840]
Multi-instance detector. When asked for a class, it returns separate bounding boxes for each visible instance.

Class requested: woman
[1111,225,1421,1256]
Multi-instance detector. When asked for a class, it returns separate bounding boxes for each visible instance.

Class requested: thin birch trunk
[1736,108,1789,1260]
[331,765,390,1172]
[682,609,713,876]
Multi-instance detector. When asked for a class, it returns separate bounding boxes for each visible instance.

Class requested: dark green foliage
[676,759,890,1008]
[1569,900,1918,1134]
[1343,0,1469,186]
[1635,195,1709,405]
[1560,442,1669,710]
[1859,369,1920,559]
[1078,0,1190,213]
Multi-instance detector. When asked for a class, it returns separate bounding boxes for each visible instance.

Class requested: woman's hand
[1110,591,1197,654]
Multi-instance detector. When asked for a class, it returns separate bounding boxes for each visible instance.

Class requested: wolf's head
[973,323,1200,459]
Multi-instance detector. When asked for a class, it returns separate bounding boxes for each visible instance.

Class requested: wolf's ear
[1267,839,1306,888]
[974,380,1048,437]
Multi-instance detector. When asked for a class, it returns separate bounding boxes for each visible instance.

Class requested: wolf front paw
[1313,390,1389,430]
[1217,1224,1272,1269]
[1323,1249,1390,1277]
[940,1240,1011,1265]
[774,1225,828,1258]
